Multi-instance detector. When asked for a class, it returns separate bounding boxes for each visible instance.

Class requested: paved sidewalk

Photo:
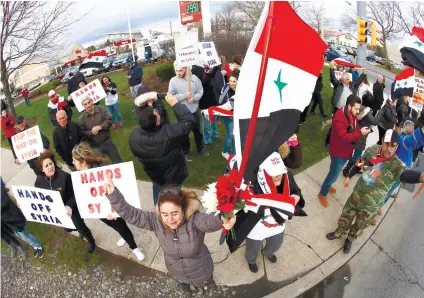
[0,127,388,291]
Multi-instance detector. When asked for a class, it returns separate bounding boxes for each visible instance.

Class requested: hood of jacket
[279,142,290,159]
[357,106,371,121]
[155,194,202,227]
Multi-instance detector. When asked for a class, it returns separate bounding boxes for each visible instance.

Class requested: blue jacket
[128,65,143,86]
[396,128,424,168]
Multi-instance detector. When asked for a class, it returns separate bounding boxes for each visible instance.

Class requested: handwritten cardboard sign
[11,185,76,229]
[198,42,221,68]
[412,72,424,111]
[174,30,199,68]
[331,71,353,88]
[71,79,107,112]
[11,125,43,163]
[71,161,141,219]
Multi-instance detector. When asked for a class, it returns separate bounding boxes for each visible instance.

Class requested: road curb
[264,196,397,298]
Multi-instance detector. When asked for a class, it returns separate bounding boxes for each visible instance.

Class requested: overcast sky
[66,0,355,47]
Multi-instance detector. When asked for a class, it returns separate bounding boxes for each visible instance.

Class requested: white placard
[174,30,199,68]
[71,161,141,219]
[71,79,107,112]
[331,71,353,88]
[11,125,43,163]
[412,72,424,112]
[198,42,221,68]
[11,185,76,229]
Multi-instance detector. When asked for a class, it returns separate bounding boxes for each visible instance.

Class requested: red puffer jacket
[329,108,363,160]
[1,114,17,138]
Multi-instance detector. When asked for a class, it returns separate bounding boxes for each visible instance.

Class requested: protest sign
[174,30,199,68]
[11,185,76,229]
[71,161,141,219]
[412,72,424,111]
[331,71,352,88]
[71,79,107,112]
[198,42,221,68]
[11,125,43,163]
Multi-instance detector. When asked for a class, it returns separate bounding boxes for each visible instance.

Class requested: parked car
[112,52,135,68]
[366,54,376,62]
[345,46,356,57]
[95,57,116,74]
[53,72,65,81]
[28,81,41,91]
[61,67,79,84]
[338,45,348,54]
[324,49,353,63]
[79,62,101,77]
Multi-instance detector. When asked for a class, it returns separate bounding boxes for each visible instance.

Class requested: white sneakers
[222,152,230,160]
[116,238,126,247]
[132,248,145,261]
[117,238,145,261]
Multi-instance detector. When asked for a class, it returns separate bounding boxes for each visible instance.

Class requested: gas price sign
[179,1,202,24]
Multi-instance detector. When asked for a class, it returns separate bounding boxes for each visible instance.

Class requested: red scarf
[368,147,392,165]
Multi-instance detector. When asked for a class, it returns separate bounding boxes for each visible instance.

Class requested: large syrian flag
[391,67,415,99]
[400,27,424,73]
[233,1,327,183]
[82,50,107,64]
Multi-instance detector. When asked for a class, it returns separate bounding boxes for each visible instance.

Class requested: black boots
[85,231,96,254]
[342,161,356,178]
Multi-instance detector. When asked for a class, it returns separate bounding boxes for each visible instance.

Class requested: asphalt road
[299,155,424,298]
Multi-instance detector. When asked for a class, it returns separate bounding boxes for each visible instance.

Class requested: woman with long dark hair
[34,152,96,253]
[72,142,145,261]
[102,76,123,129]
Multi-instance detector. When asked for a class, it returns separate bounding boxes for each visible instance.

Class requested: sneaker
[329,187,336,194]
[222,152,230,160]
[343,239,352,254]
[326,232,337,240]
[117,238,126,247]
[185,155,193,162]
[248,263,258,273]
[132,248,145,261]
[119,122,123,127]
[37,247,44,258]
[266,254,277,263]
[199,148,210,156]
[33,247,39,258]
[377,209,382,216]
[112,124,117,130]
[317,193,328,207]
[371,218,377,226]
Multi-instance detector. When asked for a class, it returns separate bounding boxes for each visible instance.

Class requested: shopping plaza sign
[179,1,202,25]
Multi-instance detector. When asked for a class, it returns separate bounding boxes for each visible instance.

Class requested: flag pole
[236,1,275,187]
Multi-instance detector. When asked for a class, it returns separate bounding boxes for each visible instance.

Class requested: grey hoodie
[168,75,204,113]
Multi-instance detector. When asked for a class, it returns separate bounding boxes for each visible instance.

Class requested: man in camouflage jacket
[326,129,424,254]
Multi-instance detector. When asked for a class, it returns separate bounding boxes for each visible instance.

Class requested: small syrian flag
[233,1,327,183]
[83,50,107,64]
[400,27,424,73]
[201,101,233,124]
[391,67,415,99]
[333,58,362,69]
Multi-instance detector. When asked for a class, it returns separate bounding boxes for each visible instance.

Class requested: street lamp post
[356,1,367,67]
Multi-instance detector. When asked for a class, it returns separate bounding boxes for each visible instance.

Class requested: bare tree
[159,40,175,59]
[367,2,403,69]
[302,3,331,35]
[339,9,357,33]
[232,1,265,29]
[1,2,87,117]
[218,3,239,34]
[289,1,303,14]
[394,2,424,35]
[211,13,222,35]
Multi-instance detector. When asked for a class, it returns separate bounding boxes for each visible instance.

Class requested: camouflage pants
[335,194,378,242]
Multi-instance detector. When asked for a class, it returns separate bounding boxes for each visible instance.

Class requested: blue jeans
[202,114,218,144]
[24,97,31,106]
[152,183,181,205]
[107,101,123,124]
[384,181,400,204]
[350,149,364,163]
[320,155,348,196]
[223,117,235,154]
[13,228,41,248]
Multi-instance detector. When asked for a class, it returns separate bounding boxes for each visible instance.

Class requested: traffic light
[371,22,382,47]
[357,17,368,43]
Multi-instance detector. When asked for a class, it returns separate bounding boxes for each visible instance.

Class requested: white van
[137,42,164,62]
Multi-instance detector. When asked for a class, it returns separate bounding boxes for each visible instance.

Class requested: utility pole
[356,1,367,68]
[170,22,173,36]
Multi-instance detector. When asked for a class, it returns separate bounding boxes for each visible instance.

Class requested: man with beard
[129,92,195,204]
[326,129,424,254]
[53,110,86,171]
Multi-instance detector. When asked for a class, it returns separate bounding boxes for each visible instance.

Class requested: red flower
[217,202,235,213]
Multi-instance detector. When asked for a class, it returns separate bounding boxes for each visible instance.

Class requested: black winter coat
[377,103,397,130]
[67,72,87,96]
[330,68,365,108]
[314,73,323,92]
[129,103,195,186]
[34,168,77,210]
[227,171,305,252]
[372,82,385,114]
[1,184,26,232]
[195,66,220,110]
[396,97,411,126]
[355,106,377,151]
[53,121,86,165]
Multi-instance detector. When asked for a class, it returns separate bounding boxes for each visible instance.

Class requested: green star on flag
[397,83,401,87]
[95,57,99,61]
[274,69,288,103]
[414,41,423,47]
[404,81,408,86]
